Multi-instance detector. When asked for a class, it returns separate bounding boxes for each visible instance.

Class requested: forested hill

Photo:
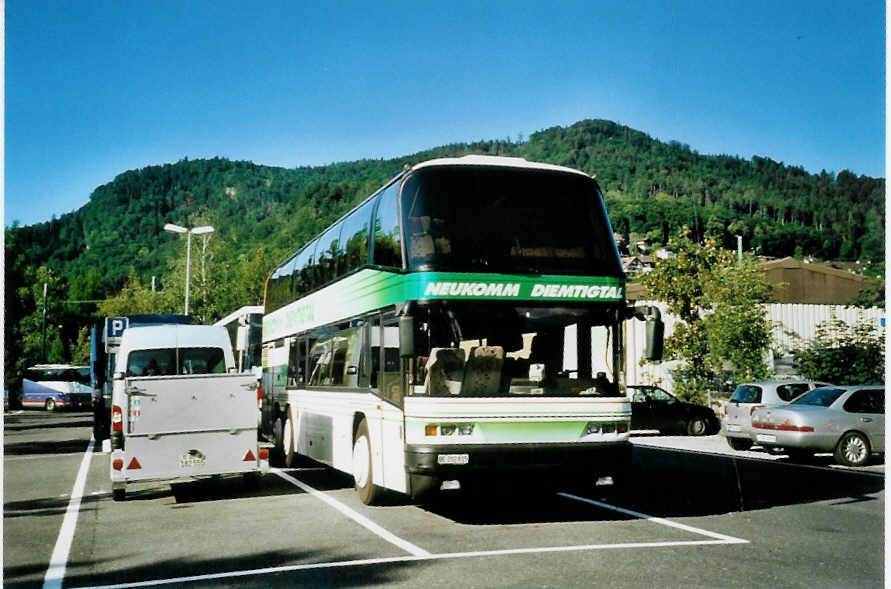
[7,117,885,314]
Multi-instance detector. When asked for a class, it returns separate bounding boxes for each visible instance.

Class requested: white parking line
[69,480,748,589]
[42,438,95,589]
[556,492,748,543]
[272,468,431,557]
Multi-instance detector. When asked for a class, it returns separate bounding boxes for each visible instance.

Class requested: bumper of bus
[405,441,631,497]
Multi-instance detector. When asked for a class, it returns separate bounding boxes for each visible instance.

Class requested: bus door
[377,317,406,490]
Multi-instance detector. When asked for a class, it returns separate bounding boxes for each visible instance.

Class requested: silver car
[723,381,830,451]
[750,386,884,466]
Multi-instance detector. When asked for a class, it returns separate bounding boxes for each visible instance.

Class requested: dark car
[628,385,719,436]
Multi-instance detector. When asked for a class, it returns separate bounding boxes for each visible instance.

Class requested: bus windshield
[400,167,622,277]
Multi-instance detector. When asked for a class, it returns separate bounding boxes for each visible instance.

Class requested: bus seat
[462,346,504,396]
[424,348,465,395]
[410,233,435,259]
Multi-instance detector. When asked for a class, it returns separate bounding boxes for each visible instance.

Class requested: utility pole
[41,283,48,361]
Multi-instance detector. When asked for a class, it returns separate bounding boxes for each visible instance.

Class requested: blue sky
[5,0,885,226]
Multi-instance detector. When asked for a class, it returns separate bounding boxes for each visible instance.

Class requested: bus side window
[308,339,332,386]
[288,338,306,386]
[372,184,403,269]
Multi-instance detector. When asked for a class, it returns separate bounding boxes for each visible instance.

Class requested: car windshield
[730,385,762,403]
[792,387,845,407]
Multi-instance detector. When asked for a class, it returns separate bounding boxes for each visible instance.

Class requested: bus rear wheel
[352,418,380,505]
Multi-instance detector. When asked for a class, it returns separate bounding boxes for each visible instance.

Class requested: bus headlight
[425,423,475,436]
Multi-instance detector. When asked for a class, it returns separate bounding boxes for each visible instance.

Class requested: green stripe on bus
[263,269,624,342]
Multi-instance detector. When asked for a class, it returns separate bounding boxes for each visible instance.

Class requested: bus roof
[408,155,592,179]
[214,306,264,327]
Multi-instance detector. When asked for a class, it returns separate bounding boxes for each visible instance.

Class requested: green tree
[641,230,773,402]
[793,317,884,384]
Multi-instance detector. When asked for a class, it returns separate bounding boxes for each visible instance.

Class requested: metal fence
[604,302,885,392]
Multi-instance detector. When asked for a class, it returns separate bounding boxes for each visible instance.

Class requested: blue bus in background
[90,314,191,440]
[22,364,95,411]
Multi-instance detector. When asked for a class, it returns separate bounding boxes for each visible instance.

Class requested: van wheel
[352,418,380,505]
[283,409,297,468]
[45,398,56,412]
[113,487,126,501]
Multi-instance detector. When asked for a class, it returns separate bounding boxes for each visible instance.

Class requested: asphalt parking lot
[3,410,885,588]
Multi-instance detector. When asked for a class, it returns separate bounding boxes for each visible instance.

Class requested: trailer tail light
[112,406,123,432]
[112,458,124,470]
[256,383,263,409]
[258,448,269,461]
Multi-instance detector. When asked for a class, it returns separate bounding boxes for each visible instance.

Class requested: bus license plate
[437,453,469,465]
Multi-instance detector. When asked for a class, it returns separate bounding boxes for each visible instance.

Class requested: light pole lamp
[164,223,215,315]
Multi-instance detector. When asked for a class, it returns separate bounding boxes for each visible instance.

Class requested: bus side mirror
[399,316,416,357]
[645,310,664,361]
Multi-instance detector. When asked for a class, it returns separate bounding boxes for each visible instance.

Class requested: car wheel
[45,398,56,412]
[727,437,753,451]
[283,408,297,468]
[835,432,871,467]
[687,417,709,436]
[352,418,380,505]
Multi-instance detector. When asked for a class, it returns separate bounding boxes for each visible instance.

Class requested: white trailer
[109,324,268,500]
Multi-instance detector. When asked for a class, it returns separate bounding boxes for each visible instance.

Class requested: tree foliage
[641,231,773,402]
[793,317,885,384]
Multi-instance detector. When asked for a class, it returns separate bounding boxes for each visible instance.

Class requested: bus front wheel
[352,419,380,505]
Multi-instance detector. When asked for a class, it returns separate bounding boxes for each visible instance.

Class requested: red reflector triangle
[127,457,142,470]
[243,450,256,462]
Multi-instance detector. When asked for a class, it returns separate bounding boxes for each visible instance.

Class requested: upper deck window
[400,167,622,276]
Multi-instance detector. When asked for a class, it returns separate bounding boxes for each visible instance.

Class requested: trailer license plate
[756,434,777,443]
[437,453,469,465]
[179,451,206,468]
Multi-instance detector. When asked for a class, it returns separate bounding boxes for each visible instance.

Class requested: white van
[109,325,268,500]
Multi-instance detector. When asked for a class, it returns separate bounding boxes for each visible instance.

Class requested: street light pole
[164,223,214,316]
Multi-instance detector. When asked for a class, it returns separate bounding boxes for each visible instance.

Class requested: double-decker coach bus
[261,155,662,504]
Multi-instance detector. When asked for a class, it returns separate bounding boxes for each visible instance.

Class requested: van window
[128,350,176,376]
[127,348,225,377]
[180,348,226,374]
